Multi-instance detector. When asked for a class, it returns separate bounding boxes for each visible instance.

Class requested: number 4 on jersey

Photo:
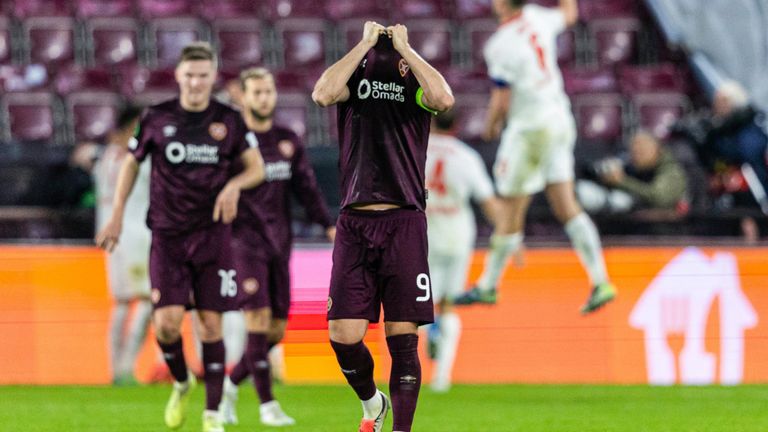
[427,159,447,196]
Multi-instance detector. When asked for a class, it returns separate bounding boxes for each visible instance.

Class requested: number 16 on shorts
[219,269,237,298]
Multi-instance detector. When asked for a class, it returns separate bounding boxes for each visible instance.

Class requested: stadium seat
[129,91,178,107]
[403,19,453,70]
[557,28,578,67]
[589,18,641,67]
[1,91,61,143]
[0,17,12,65]
[618,64,686,95]
[274,69,316,92]
[0,64,48,92]
[117,65,177,97]
[274,91,311,142]
[74,0,133,18]
[23,17,77,66]
[84,17,139,67]
[562,67,618,95]
[263,0,319,20]
[136,0,193,19]
[197,0,258,20]
[147,17,209,69]
[273,18,329,72]
[390,0,450,20]
[443,68,491,93]
[65,91,123,142]
[324,0,389,21]
[213,18,265,70]
[338,17,389,52]
[451,93,489,143]
[631,92,690,140]
[10,0,71,19]
[464,19,496,71]
[53,65,114,95]
[571,93,625,142]
[453,0,493,20]
[579,0,638,21]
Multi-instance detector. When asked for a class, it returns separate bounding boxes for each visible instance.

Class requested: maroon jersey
[336,37,433,211]
[235,124,332,257]
[130,98,256,234]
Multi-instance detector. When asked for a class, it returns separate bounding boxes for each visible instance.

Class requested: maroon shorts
[149,223,238,312]
[231,234,290,318]
[327,208,434,325]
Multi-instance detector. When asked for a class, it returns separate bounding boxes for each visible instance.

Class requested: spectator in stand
[21,141,98,208]
[577,131,688,214]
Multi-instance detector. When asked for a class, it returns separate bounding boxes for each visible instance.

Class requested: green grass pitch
[1,384,767,431]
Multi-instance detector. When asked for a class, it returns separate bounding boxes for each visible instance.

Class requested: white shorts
[107,233,151,301]
[494,114,577,197]
[428,251,472,304]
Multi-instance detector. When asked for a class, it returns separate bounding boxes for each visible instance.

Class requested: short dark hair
[433,109,456,131]
[116,104,142,131]
[509,0,526,7]
[178,41,217,67]
[239,66,274,90]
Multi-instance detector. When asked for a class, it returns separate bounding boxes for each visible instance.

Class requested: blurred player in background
[313,22,454,432]
[96,42,265,432]
[425,110,499,392]
[94,104,151,386]
[218,67,335,427]
[455,0,617,314]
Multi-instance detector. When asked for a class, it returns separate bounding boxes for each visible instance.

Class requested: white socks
[118,299,152,376]
[477,232,524,291]
[361,391,383,419]
[564,213,608,286]
[432,312,461,391]
[109,302,130,377]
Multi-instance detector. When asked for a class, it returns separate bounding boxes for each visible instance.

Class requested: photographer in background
[577,131,688,214]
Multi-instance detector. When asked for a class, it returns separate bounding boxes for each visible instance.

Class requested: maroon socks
[387,334,421,432]
[202,340,225,411]
[157,338,188,383]
[330,340,377,401]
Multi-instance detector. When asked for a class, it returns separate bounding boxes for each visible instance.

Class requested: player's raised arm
[312,21,386,107]
[95,154,140,252]
[213,146,265,224]
[483,86,511,141]
[560,0,579,27]
[388,24,454,113]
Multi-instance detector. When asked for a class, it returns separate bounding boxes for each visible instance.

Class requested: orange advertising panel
[0,245,767,385]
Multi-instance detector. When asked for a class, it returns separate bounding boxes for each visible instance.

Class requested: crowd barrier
[1,244,766,385]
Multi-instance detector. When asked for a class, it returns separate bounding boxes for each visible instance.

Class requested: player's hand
[600,163,625,185]
[213,182,241,224]
[362,21,387,48]
[387,24,410,52]
[95,218,122,253]
[482,120,503,142]
[325,226,337,243]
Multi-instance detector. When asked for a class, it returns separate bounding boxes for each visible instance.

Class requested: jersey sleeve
[290,134,334,228]
[233,114,258,158]
[466,149,495,202]
[128,111,153,162]
[484,38,516,87]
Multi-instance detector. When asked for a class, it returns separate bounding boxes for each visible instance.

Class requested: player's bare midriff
[350,203,402,211]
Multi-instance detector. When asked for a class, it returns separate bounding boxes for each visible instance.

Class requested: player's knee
[155,322,181,342]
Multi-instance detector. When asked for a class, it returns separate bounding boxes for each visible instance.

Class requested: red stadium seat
[403,19,453,70]
[0,64,49,92]
[53,65,114,95]
[10,0,71,18]
[579,0,638,21]
[74,0,133,18]
[464,19,495,71]
[1,91,61,142]
[451,93,489,143]
[453,0,493,20]
[23,17,76,66]
[562,67,618,95]
[589,18,641,67]
[213,18,265,70]
[443,68,491,93]
[263,0,319,20]
[572,93,625,142]
[129,91,178,107]
[391,0,450,20]
[631,92,690,140]
[324,0,389,21]
[197,0,258,20]
[274,19,329,72]
[274,91,310,142]
[118,65,177,97]
[65,91,123,142]
[147,17,209,69]
[556,28,578,67]
[618,64,686,95]
[84,17,139,67]
[136,0,192,19]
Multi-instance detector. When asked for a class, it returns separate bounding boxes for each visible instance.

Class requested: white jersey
[426,134,494,255]
[484,4,572,127]
[94,143,152,300]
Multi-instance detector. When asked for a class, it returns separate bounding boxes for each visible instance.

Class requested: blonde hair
[239,67,274,90]
[178,41,218,68]
[717,80,750,109]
